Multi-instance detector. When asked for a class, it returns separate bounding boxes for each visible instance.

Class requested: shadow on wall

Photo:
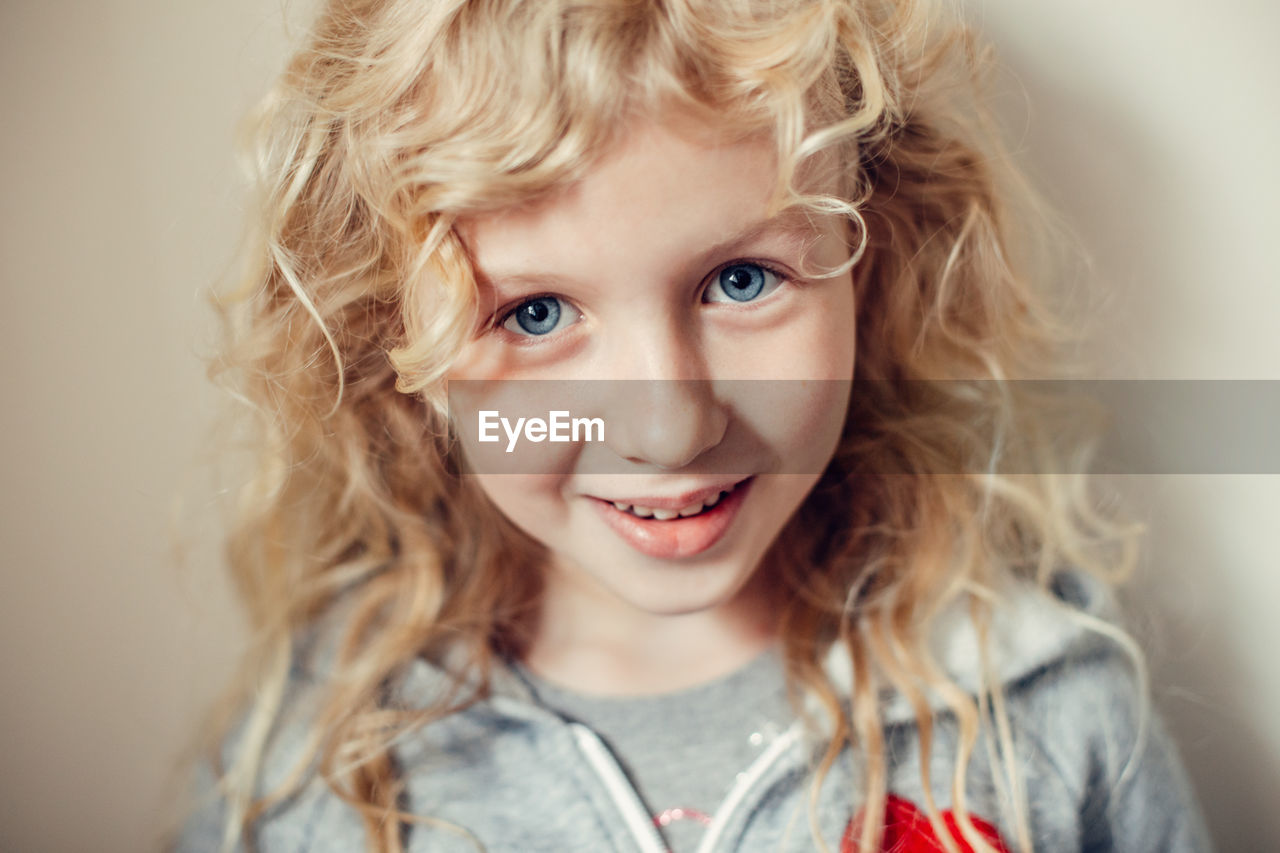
[981,32,1280,850]
[1118,477,1280,852]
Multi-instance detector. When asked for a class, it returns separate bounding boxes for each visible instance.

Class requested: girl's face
[448,115,855,639]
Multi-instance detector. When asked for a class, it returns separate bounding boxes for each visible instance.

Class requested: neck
[521,566,781,696]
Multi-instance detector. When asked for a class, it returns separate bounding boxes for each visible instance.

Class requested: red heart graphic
[840,794,1011,852]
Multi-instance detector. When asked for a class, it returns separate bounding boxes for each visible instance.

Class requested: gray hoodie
[173,572,1212,852]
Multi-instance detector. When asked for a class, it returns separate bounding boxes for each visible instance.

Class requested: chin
[597,554,763,618]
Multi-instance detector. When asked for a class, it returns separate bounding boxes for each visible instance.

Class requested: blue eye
[501,296,579,337]
[704,262,783,304]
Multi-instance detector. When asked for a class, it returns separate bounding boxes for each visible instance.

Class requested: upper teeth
[612,488,728,520]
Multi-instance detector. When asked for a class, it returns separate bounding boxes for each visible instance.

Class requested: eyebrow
[694,208,819,269]
[473,208,821,295]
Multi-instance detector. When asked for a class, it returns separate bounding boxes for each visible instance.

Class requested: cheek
[471,473,570,543]
[809,273,858,378]
[729,274,855,471]
[728,379,852,474]
[452,388,581,534]
[746,275,857,380]
[449,381,584,477]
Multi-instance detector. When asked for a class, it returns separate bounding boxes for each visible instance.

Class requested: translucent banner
[445,380,1280,475]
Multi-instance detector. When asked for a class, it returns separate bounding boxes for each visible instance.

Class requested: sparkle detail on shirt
[653,807,713,828]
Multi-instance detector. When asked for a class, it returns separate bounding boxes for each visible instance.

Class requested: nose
[602,322,729,470]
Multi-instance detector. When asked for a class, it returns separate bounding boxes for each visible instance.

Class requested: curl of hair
[179,1,1141,851]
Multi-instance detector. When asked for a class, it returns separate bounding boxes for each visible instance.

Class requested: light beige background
[0,1,1275,850]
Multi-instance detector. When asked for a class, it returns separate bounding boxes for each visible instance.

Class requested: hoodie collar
[396,571,1112,730]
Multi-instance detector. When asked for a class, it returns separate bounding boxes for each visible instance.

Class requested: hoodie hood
[833,569,1120,727]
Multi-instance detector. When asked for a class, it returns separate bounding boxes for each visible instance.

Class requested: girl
[172,0,1211,851]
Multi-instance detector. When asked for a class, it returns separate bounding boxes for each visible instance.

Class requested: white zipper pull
[569,723,670,853]
[694,721,803,853]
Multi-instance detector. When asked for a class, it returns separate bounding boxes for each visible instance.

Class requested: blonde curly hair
[181,1,1137,851]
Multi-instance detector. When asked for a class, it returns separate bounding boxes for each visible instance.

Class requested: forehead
[456,117,824,280]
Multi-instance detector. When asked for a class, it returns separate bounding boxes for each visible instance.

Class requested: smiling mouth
[605,482,741,521]
[588,478,754,560]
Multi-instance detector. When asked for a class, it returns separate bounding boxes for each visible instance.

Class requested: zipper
[569,723,670,853]
[570,718,804,853]
[695,721,802,853]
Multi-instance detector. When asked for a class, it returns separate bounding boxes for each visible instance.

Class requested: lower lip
[589,479,753,560]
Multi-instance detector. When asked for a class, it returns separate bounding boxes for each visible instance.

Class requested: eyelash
[494,293,580,340]
[490,259,793,340]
